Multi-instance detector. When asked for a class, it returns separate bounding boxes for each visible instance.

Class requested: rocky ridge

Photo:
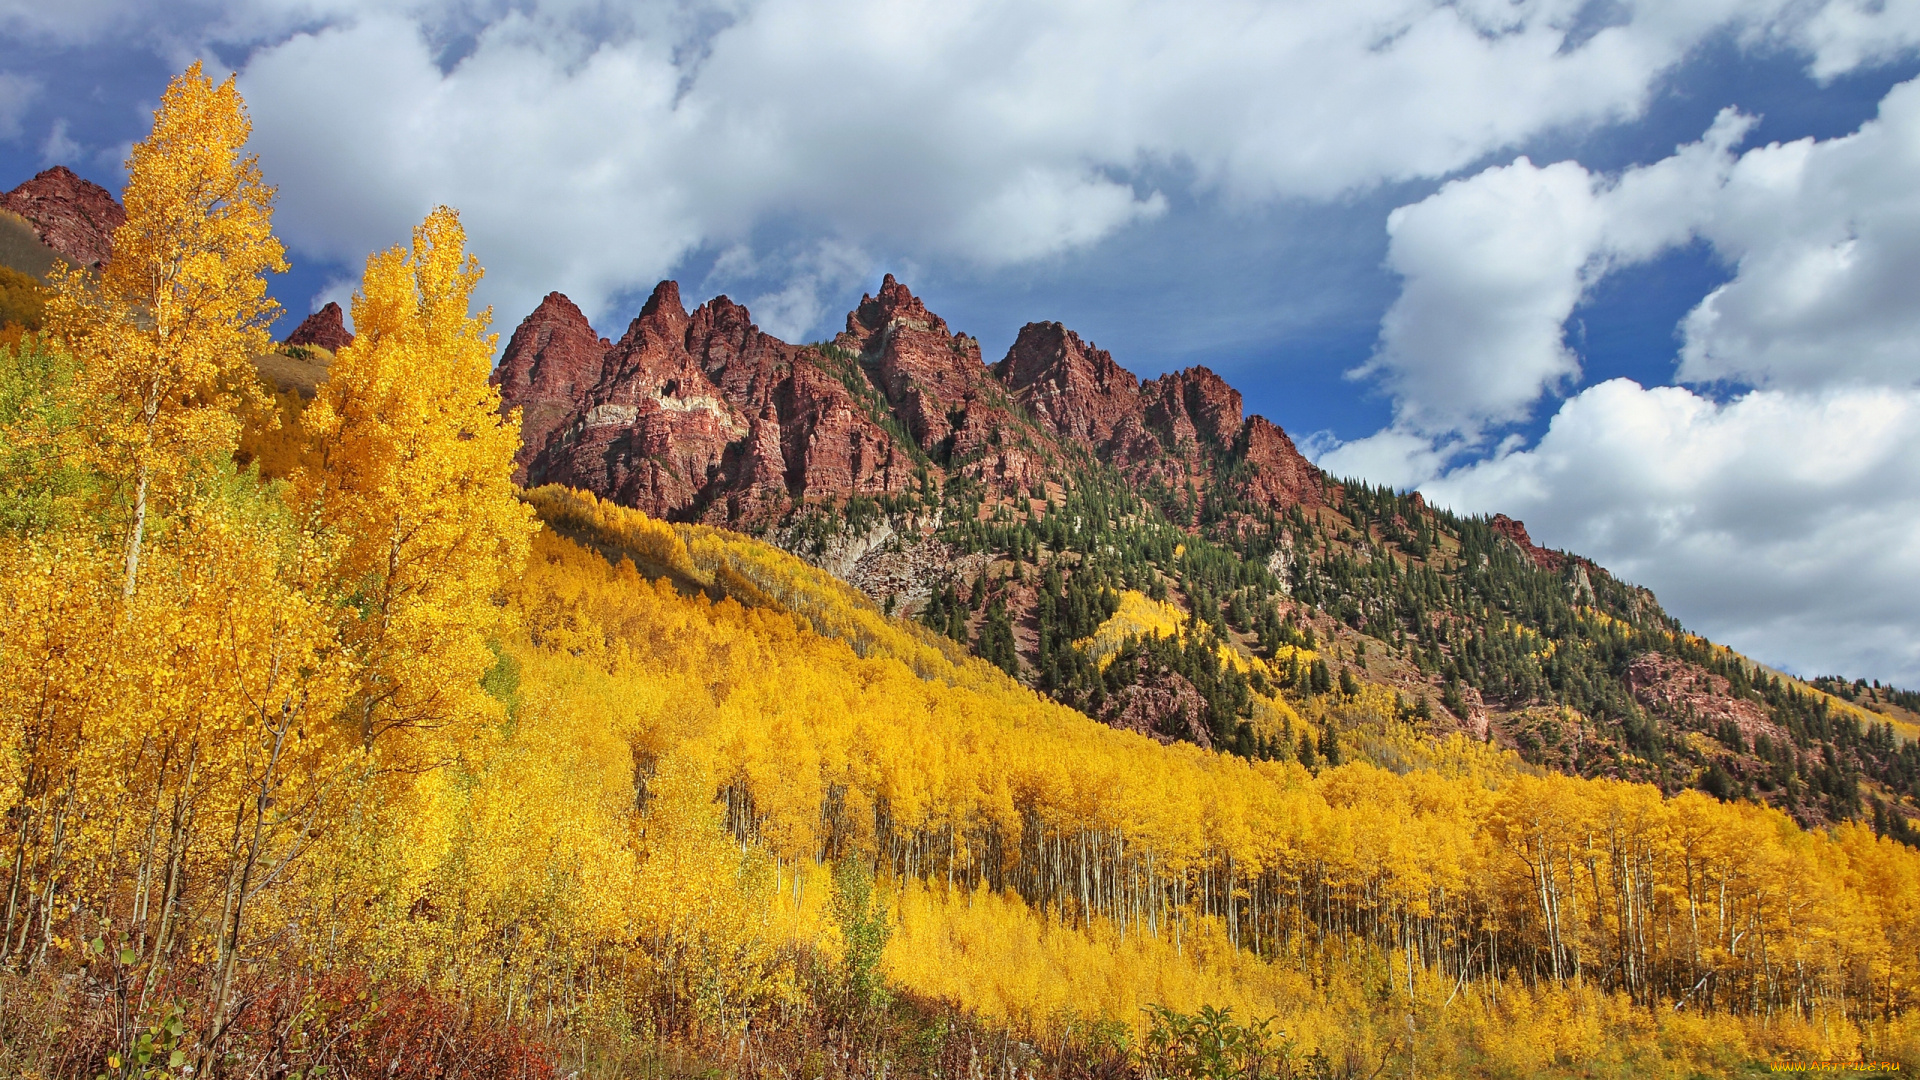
[494,274,1325,533]
[0,166,125,274]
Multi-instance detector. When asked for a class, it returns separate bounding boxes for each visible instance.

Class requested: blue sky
[5,0,1920,686]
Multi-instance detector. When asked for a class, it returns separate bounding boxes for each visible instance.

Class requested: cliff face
[0,166,125,274]
[495,274,1327,527]
[1490,513,1568,571]
[495,281,913,524]
[284,302,354,353]
[995,323,1323,512]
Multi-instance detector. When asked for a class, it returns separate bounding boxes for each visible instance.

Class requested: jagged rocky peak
[495,279,912,522]
[994,322,1145,451]
[630,278,691,341]
[492,291,611,483]
[844,272,951,344]
[833,274,1000,459]
[491,272,1331,530]
[0,165,125,274]
[1240,415,1323,509]
[1145,365,1245,449]
[283,301,354,353]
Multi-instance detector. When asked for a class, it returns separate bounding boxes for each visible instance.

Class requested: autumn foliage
[5,63,1920,1080]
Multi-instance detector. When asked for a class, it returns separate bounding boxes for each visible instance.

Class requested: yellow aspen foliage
[45,61,285,595]
[295,207,536,755]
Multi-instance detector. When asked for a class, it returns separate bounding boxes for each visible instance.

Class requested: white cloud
[1357,109,1754,438]
[1424,380,1920,683]
[0,72,37,140]
[1315,427,1465,491]
[1360,157,1605,436]
[1797,0,1920,80]
[177,0,1911,337]
[1678,80,1920,390]
[40,118,80,165]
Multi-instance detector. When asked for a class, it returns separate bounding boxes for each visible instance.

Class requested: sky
[4,0,1920,686]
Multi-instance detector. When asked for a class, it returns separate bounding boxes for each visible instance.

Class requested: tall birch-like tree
[46,62,283,598]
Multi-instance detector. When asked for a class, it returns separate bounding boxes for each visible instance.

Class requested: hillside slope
[494,486,1920,1074]
[492,276,1920,840]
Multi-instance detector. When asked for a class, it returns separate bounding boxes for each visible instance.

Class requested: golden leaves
[296,206,536,756]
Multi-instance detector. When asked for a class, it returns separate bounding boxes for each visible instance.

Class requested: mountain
[496,276,1920,839]
[283,301,354,352]
[496,274,1322,530]
[0,166,125,275]
[9,160,1913,840]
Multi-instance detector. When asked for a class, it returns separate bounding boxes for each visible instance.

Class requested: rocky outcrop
[1624,652,1781,745]
[1099,657,1211,748]
[994,326,1322,511]
[499,281,913,525]
[1490,514,1566,571]
[1144,366,1242,452]
[284,302,353,353]
[832,274,1044,488]
[994,322,1151,458]
[1239,417,1322,509]
[0,166,124,273]
[493,292,611,483]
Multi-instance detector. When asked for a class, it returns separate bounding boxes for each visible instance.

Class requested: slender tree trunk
[123,388,159,598]
[203,716,291,1071]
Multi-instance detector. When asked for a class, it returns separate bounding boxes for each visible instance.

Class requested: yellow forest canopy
[516,495,1920,1045]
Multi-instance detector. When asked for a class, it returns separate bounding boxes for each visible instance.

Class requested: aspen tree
[47,62,284,596]
[296,207,536,757]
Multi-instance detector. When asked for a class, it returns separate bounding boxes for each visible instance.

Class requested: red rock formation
[284,302,354,353]
[1145,366,1243,450]
[838,274,982,455]
[1624,652,1785,748]
[994,322,1158,462]
[0,166,125,273]
[496,274,1329,528]
[1490,513,1566,571]
[1239,417,1322,509]
[994,327,1320,511]
[499,281,911,524]
[492,292,612,484]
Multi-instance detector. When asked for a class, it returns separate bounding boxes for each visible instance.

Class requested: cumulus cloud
[1358,109,1754,438]
[1326,76,1920,681]
[1315,427,1470,491]
[1360,157,1605,435]
[33,0,1861,334]
[1679,80,1920,389]
[1425,381,1920,683]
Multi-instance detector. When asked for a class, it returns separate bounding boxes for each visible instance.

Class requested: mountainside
[496,274,1920,840]
[9,161,1912,842]
[0,166,125,275]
